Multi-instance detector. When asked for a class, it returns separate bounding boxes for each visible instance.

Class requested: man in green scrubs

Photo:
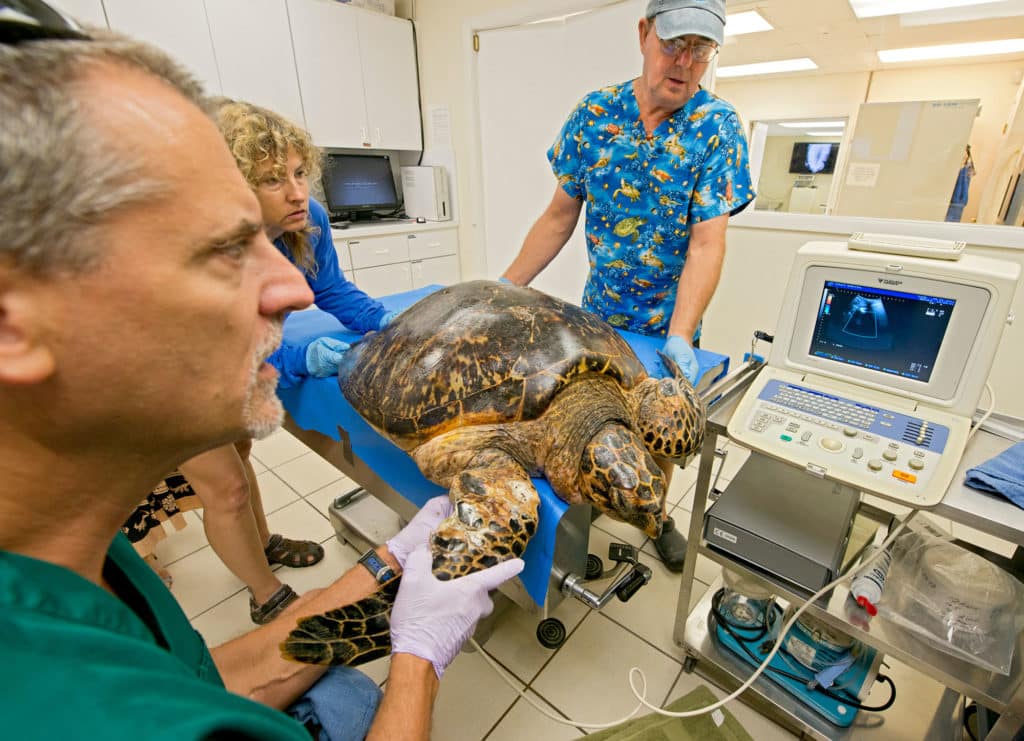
[0,5,521,739]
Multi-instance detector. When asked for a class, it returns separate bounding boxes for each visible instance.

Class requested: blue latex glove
[304,337,351,378]
[378,309,400,330]
[662,335,699,385]
[390,544,524,678]
[497,276,512,285]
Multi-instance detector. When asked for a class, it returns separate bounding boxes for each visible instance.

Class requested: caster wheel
[536,618,567,649]
[683,656,697,673]
[585,553,604,580]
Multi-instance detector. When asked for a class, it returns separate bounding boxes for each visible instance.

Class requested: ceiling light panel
[879,38,1024,62]
[779,121,846,128]
[724,10,773,36]
[848,0,998,19]
[716,58,818,78]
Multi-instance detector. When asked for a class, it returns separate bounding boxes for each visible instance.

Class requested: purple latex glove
[385,495,453,570]
[662,334,699,385]
[390,545,524,678]
[378,309,400,330]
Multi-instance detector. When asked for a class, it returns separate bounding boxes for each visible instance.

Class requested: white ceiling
[720,0,1024,75]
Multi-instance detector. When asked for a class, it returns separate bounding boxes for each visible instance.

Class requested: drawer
[411,254,460,288]
[353,262,413,297]
[347,233,410,270]
[330,238,353,273]
[407,229,458,261]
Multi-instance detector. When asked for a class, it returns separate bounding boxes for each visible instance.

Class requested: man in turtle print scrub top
[502,0,754,571]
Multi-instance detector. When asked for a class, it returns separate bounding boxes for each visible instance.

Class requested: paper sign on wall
[846,162,881,188]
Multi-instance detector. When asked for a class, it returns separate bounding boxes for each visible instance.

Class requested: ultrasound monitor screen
[808,281,955,383]
[322,154,399,213]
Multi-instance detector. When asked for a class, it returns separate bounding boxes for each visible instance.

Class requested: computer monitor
[772,242,1019,417]
[321,153,400,220]
[789,142,839,174]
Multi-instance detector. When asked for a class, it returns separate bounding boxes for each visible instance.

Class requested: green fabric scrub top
[0,533,308,739]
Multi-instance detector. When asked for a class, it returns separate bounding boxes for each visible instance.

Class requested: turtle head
[630,364,707,462]
[578,422,664,538]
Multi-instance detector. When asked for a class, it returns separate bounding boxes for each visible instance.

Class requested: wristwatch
[358,548,396,585]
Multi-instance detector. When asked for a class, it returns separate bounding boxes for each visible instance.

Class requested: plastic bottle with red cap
[850,548,893,617]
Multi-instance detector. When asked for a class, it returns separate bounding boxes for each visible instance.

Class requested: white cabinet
[286,0,366,149]
[287,0,421,150]
[204,0,306,128]
[103,0,222,95]
[356,10,421,150]
[354,263,413,297]
[51,0,107,27]
[412,255,459,288]
[334,224,459,296]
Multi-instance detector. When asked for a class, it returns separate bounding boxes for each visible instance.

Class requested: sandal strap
[250,584,299,625]
[264,533,325,567]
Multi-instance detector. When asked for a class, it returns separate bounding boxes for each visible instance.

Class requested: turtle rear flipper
[280,579,398,666]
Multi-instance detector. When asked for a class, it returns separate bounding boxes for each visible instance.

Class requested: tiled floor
[151,429,793,739]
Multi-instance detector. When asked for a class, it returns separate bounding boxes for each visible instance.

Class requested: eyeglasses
[0,0,90,45]
[657,37,718,64]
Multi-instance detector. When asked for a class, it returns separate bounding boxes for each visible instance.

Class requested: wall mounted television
[322,152,400,221]
[789,141,840,175]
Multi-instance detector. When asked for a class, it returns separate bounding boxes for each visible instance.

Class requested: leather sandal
[264,533,325,568]
[250,583,299,625]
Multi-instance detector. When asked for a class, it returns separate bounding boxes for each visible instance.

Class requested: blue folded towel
[964,441,1024,510]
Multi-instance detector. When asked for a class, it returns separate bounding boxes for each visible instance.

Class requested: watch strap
[358,548,396,585]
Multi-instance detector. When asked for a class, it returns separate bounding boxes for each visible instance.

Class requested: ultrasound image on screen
[322,154,399,213]
[809,281,955,382]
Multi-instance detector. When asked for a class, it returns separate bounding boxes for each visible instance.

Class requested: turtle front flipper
[280,579,399,666]
[578,422,664,538]
[430,448,539,580]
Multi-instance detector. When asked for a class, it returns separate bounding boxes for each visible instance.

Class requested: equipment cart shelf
[673,362,1024,740]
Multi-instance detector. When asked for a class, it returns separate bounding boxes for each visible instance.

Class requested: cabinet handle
[407,234,417,239]
[349,240,361,246]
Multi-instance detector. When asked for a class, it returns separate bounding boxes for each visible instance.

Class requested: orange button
[892,470,917,484]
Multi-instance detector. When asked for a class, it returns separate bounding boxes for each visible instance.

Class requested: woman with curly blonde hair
[130,101,398,625]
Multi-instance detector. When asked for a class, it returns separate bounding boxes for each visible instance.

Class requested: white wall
[719,60,1024,225]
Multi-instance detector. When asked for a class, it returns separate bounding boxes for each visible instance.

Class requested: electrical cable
[708,589,896,712]
[469,510,918,729]
[967,382,995,443]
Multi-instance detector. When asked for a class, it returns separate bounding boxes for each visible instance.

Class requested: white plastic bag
[877,517,1023,675]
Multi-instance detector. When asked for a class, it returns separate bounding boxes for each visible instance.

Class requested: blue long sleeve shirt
[269,199,387,388]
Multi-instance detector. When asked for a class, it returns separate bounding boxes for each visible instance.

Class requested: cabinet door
[286,0,368,149]
[347,234,410,270]
[411,255,460,289]
[354,263,413,297]
[356,10,421,150]
[103,0,222,94]
[51,0,107,27]
[406,229,457,261]
[205,0,305,128]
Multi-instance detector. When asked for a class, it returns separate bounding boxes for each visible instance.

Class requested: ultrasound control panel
[728,368,969,508]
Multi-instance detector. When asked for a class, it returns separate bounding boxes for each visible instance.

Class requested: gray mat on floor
[575,684,753,741]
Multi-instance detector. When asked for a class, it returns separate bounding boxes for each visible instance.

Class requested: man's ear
[638,17,650,48]
[0,278,57,385]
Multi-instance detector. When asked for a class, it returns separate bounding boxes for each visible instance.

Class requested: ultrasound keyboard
[729,367,970,508]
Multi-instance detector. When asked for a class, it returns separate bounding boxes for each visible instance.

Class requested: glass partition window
[714,0,1024,228]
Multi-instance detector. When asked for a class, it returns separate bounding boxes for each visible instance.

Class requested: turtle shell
[337,280,649,447]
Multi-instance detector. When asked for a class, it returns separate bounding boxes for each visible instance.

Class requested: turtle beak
[657,349,684,381]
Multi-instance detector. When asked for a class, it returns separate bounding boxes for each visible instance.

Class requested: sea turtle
[281,280,706,666]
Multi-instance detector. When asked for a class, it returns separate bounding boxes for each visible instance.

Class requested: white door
[103,0,222,94]
[357,10,421,150]
[475,2,645,305]
[205,0,306,128]
[286,0,367,149]
[51,0,107,27]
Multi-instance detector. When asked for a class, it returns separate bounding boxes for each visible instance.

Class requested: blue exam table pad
[279,285,728,606]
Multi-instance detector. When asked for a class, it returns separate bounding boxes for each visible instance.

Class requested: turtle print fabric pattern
[549,80,754,338]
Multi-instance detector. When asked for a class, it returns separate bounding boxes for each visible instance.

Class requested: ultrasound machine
[728,237,1020,509]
